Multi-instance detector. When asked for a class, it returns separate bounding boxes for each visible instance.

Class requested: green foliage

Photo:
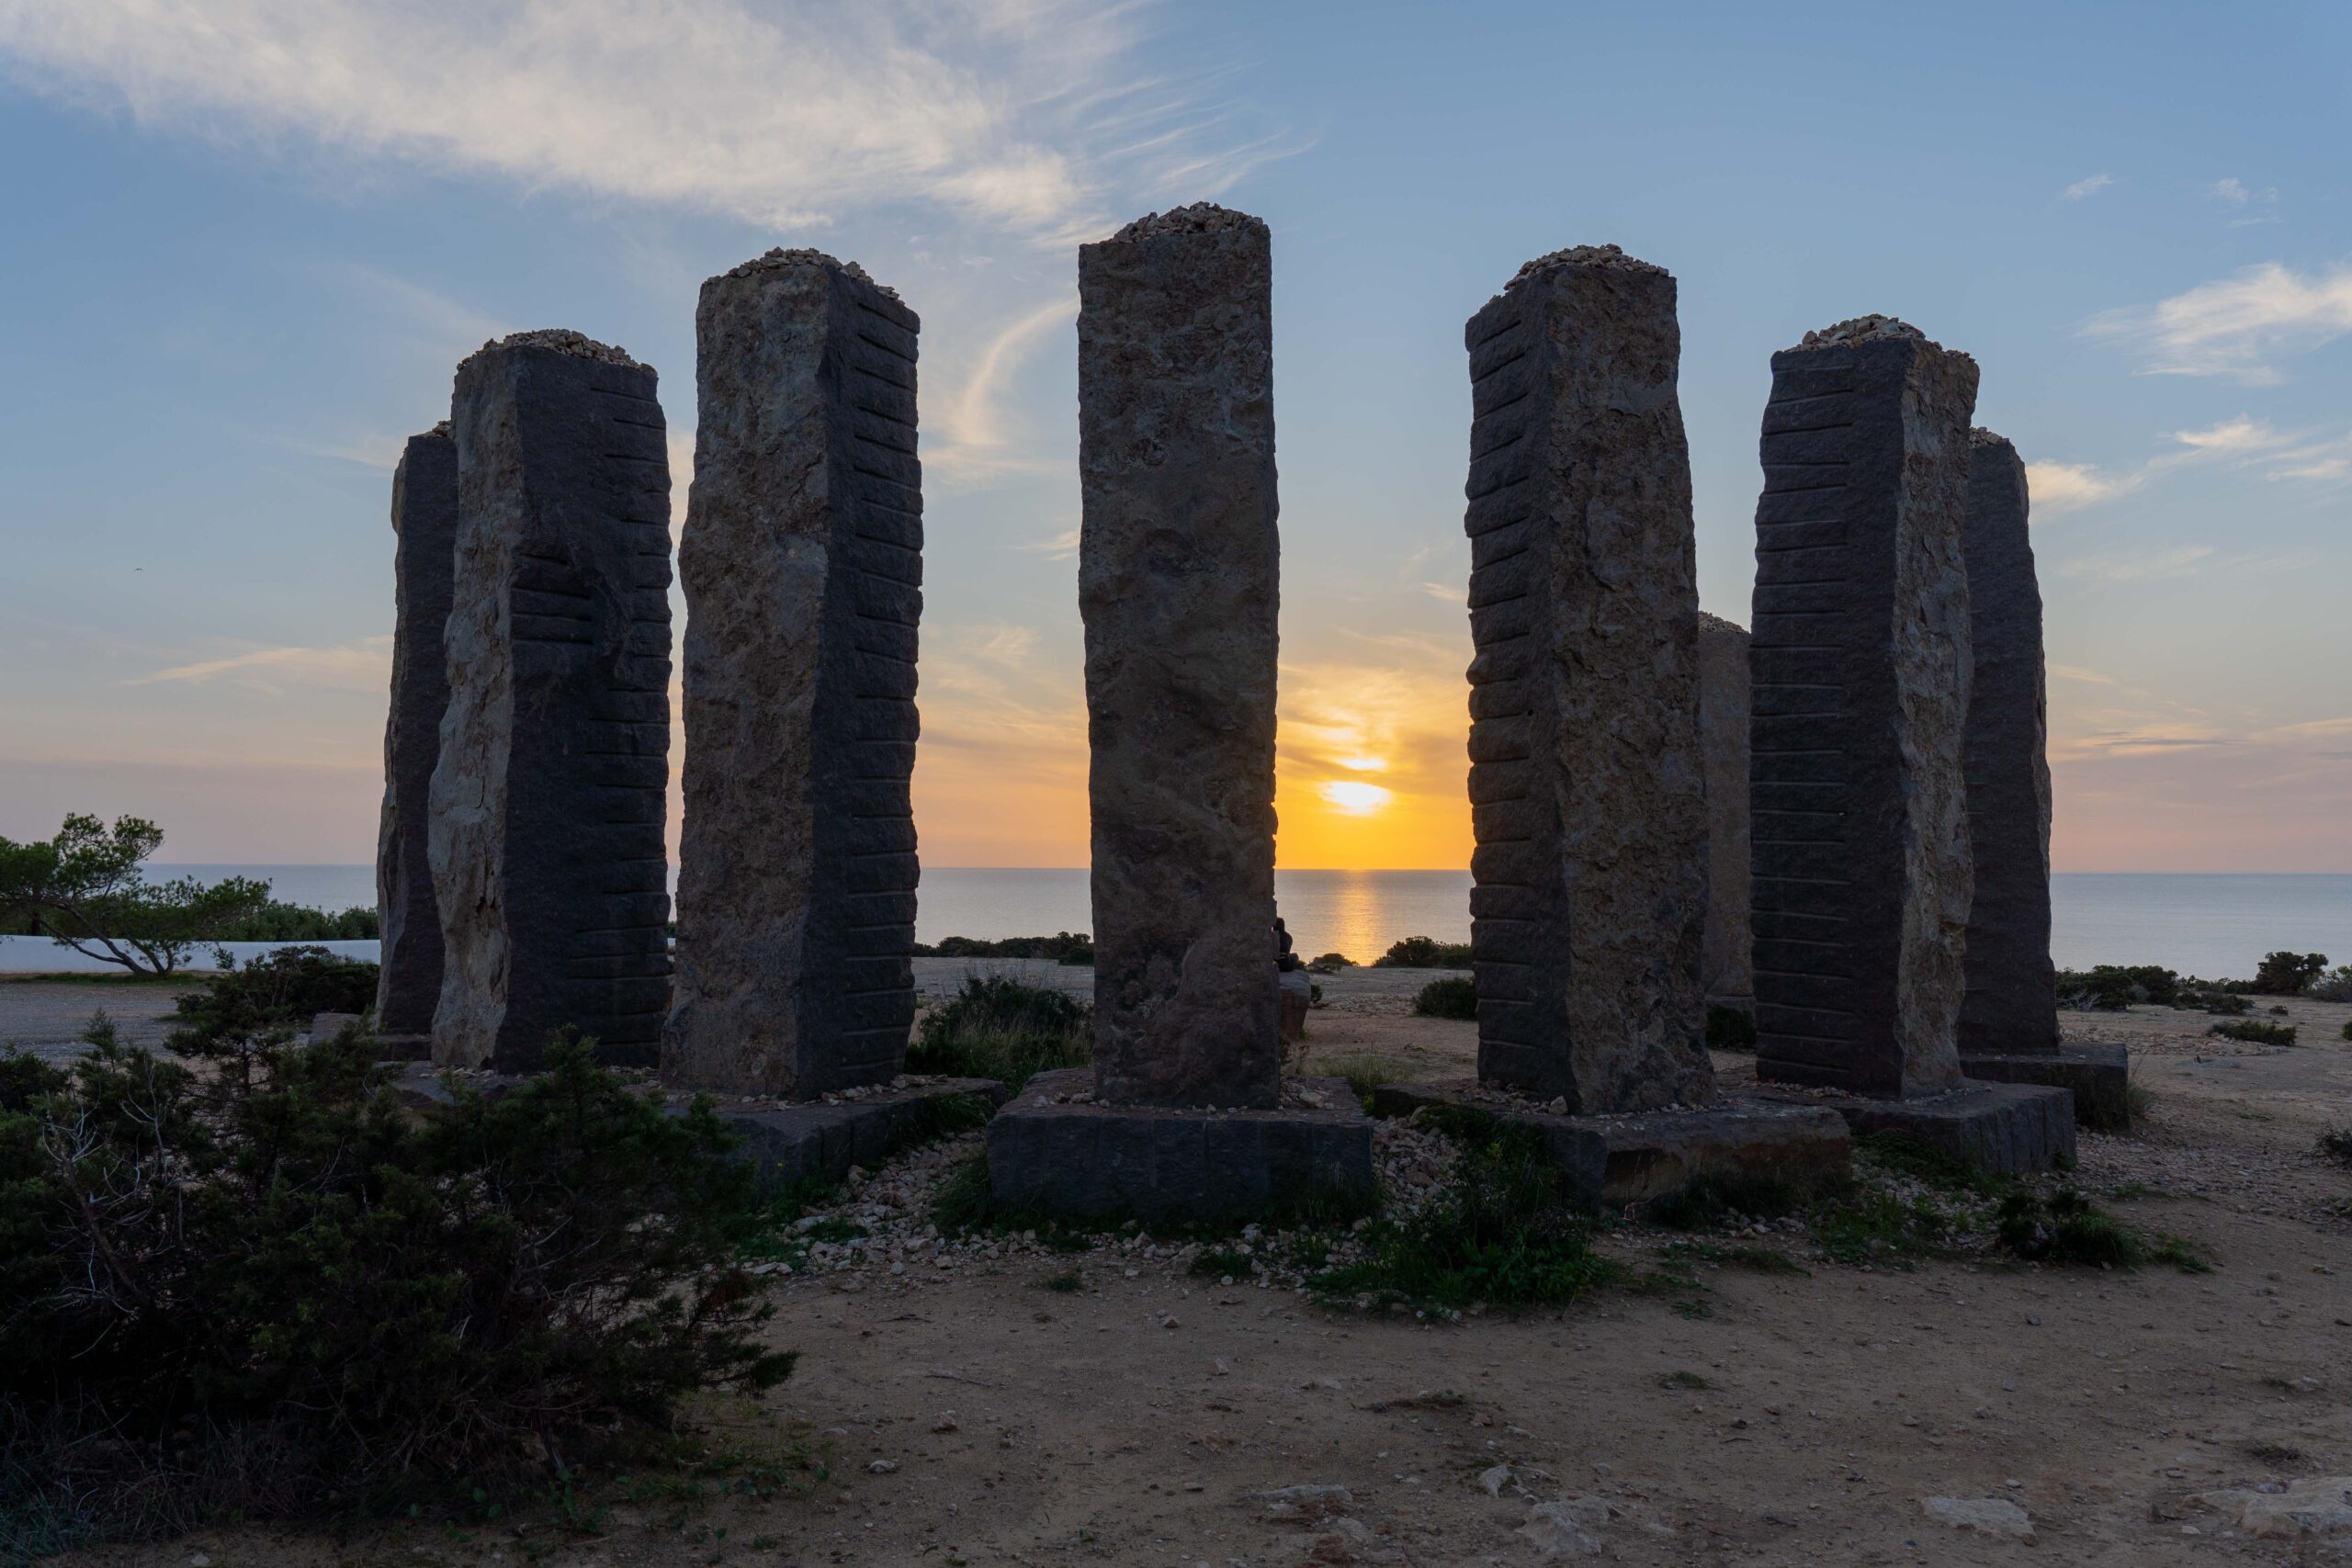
[1306,952,1352,975]
[1309,1106,1611,1313]
[0,813,273,975]
[2177,987,2253,1015]
[1410,975,1478,1021]
[906,976,1091,1091]
[2250,951,2328,996]
[1043,1268,1085,1293]
[1189,1247,1252,1280]
[1995,1188,2209,1270]
[2343,1020,2352,1043]
[1705,1005,1758,1050]
[2210,1020,2297,1045]
[2316,1127,2352,1168]
[213,902,381,942]
[1657,1370,1711,1390]
[911,932,1093,965]
[1374,935,1474,969]
[0,1023,793,1541]
[2054,964,2179,1010]
[164,944,382,1055]
[2307,964,2352,1003]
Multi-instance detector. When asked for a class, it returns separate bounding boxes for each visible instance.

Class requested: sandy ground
[39,987,2352,1567]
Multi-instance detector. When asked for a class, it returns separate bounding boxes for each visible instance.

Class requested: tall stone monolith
[375,424,457,1038]
[1698,612,1754,1008]
[1079,203,1280,1109]
[1749,315,1976,1100]
[1462,245,1712,1113]
[430,331,673,1071]
[663,251,922,1098]
[1956,430,2059,1054]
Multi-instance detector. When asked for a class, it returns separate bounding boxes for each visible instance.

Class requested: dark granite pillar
[375,425,457,1037]
[1698,612,1754,1008]
[1462,245,1712,1114]
[1957,431,2059,1052]
[1079,204,1280,1110]
[1749,316,1976,1099]
[664,251,922,1097]
[430,330,673,1071]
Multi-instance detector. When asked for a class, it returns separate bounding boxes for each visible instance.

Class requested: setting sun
[1317,780,1394,815]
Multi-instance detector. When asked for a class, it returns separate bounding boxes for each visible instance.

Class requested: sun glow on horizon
[1317,779,1395,815]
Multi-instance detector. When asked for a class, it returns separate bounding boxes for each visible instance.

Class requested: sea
[0,865,2339,980]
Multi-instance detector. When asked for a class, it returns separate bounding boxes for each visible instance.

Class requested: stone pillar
[1698,612,1754,1008]
[429,331,673,1071]
[1749,317,1976,1099]
[664,251,922,1098]
[375,424,457,1038]
[1462,245,1712,1113]
[1956,431,2059,1054]
[1079,204,1280,1110]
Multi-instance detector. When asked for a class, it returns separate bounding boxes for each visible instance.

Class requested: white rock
[867,1459,899,1475]
[1518,1495,1615,1556]
[2188,1477,2352,1539]
[1479,1462,1513,1497]
[1922,1496,2036,1541]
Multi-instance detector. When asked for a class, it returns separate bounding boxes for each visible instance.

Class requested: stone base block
[1754,1078,2075,1175]
[985,1068,1374,1226]
[1371,1078,1850,1208]
[1278,970,1312,1043]
[386,1065,1006,1195]
[1958,1043,2130,1131]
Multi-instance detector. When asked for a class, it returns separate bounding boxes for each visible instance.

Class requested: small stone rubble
[1792,312,1928,349]
[1107,201,1261,240]
[718,245,898,299]
[472,327,644,367]
[1507,241,1668,285]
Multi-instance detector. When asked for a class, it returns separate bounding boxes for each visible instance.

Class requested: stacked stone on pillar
[1746,318,2072,1171]
[1373,247,1849,1210]
[1953,430,2129,1126]
[1462,245,1712,1114]
[429,330,673,1072]
[664,251,922,1098]
[374,424,457,1054]
[1698,613,1755,1011]
[984,205,1373,1224]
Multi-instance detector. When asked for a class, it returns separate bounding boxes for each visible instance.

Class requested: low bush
[1410,976,1478,1021]
[911,932,1094,964]
[2211,1020,2297,1046]
[1374,936,1474,969]
[2308,964,2352,1003]
[2343,1020,2352,1043]
[1995,1188,2205,1269]
[164,944,380,1055]
[2316,1127,2352,1168]
[2177,987,2253,1016]
[906,976,1091,1091]
[1310,1106,1610,1312]
[2251,951,2329,996]
[1706,1005,1758,1050]
[1306,952,1352,975]
[2055,964,2179,1010]
[212,902,380,942]
[0,1023,791,1550]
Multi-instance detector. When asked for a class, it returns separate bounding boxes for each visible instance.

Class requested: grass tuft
[905,977,1090,1092]
[2210,1020,2296,1046]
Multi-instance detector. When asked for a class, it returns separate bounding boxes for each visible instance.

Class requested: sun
[1317,780,1394,816]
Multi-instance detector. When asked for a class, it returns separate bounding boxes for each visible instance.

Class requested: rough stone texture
[376,427,458,1034]
[1277,969,1311,1043]
[429,332,673,1071]
[1461,247,1712,1113]
[1756,1078,2075,1174]
[663,254,922,1098]
[1698,613,1754,1005]
[1749,321,1978,1098]
[1079,205,1280,1108]
[1956,431,2061,1055]
[1961,1043,2131,1131]
[1373,1078,1849,1208]
[986,1068,1374,1224]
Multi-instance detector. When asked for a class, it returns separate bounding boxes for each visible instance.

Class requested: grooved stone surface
[1461,247,1712,1113]
[1079,204,1280,1109]
[430,333,673,1071]
[987,1068,1373,1224]
[376,427,458,1034]
[665,254,922,1098]
[1699,612,1754,1005]
[1748,324,1978,1098]
[1757,1078,2075,1175]
[1958,431,2062,1055]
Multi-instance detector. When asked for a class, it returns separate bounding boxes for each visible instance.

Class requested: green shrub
[2055,964,2178,1010]
[1306,952,1352,975]
[2343,1020,2352,1043]
[2251,951,2328,996]
[907,976,1090,1091]
[1411,976,1478,1021]
[1995,1188,2206,1270]
[2308,964,2352,1003]
[164,944,380,1055]
[1310,1106,1609,1312]
[910,932,1093,964]
[1374,936,1474,969]
[2317,1127,2352,1168]
[0,1024,791,1545]
[2177,987,2252,1015]
[2211,1020,2296,1046]
[1706,1005,1758,1050]
[212,902,380,942]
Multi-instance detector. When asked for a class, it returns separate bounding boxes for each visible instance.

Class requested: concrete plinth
[1959,1043,2130,1131]
[386,1064,1003,1195]
[1755,1078,2075,1175]
[986,1068,1374,1226]
[1372,1077,1850,1209]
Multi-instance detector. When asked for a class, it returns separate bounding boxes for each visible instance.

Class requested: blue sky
[0,0,2346,870]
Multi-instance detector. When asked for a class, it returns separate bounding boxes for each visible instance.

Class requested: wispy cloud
[129,637,392,694]
[924,292,1078,484]
[1012,525,1082,561]
[0,1,1291,242]
[2026,459,2140,513]
[2027,413,2349,516]
[2082,262,2352,383]
[2061,173,2114,201]
[2048,664,2117,686]
[2056,543,2312,584]
[2206,176,2277,208]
